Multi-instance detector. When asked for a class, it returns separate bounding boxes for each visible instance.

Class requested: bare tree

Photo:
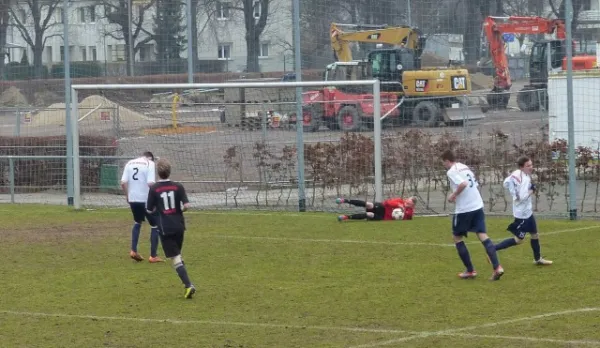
[548,0,586,36]
[96,0,155,76]
[10,0,62,78]
[0,0,12,79]
[241,0,268,72]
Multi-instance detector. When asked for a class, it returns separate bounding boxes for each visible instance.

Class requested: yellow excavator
[326,23,486,126]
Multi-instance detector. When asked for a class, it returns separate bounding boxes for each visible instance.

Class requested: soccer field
[1,205,599,347]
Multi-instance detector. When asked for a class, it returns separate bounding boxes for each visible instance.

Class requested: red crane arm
[482,16,566,91]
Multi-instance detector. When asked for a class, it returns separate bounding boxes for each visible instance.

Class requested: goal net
[68,80,382,211]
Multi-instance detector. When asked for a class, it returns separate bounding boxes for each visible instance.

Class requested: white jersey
[503,169,533,219]
[121,156,156,202]
[446,162,484,214]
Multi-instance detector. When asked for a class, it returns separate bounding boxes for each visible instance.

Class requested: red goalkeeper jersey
[382,198,414,220]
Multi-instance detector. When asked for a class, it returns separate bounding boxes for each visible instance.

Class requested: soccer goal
[68,79,385,211]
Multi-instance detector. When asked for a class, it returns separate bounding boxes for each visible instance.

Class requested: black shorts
[507,215,538,239]
[367,202,386,221]
[159,231,184,258]
[452,208,486,237]
[129,202,157,226]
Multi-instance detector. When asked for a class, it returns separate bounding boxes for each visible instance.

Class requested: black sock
[455,241,474,272]
[348,200,366,207]
[349,213,368,220]
[531,238,541,261]
[175,264,192,288]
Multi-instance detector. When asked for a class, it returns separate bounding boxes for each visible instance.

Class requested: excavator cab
[366,48,420,92]
[529,40,565,86]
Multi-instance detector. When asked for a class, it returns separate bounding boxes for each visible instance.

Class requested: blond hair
[156,158,172,179]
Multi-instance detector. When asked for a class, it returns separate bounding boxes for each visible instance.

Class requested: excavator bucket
[442,96,488,123]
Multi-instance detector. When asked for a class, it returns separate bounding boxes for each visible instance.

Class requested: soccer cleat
[148,256,164,263]
[489,266,505,281]
[337,215,348,222]
[129,251,143,262]
[534,257,553,265]
[458,270,477,279]
[335,198,345,205]
[184,285,196,299]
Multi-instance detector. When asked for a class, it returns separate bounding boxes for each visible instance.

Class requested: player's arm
[147,161,156,187]
[447,171,468,199]
[179,184,190,212]
[120,166,130,201]
[146,188,157,214]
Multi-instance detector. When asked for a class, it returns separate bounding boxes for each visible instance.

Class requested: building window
[253,1,261,18]
[259,42,269,57]
[80,46,87,61]
[90,46,97,61]
[45,46,53,63]
[217,2,230,19]
[56,8,63,24]
[79,8,85,22]
[218,44,231,59]
[89,6,96,22]
[60,46,64,61]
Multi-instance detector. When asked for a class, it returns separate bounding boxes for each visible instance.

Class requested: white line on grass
[349,307,600,348]
[210,225,600,248]
[210,235,454,247]
[0,310,421,335]
[441,332,600,346]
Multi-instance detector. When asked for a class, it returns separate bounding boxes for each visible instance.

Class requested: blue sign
[503,33,516,43]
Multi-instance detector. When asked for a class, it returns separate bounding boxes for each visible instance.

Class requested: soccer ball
[392,208,404,220]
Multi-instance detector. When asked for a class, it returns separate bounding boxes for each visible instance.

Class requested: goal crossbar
[69,80,383,210]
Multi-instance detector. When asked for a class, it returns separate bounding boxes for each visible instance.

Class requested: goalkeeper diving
[336,196,416,221]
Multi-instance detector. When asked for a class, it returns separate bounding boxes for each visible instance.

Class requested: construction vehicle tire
[302,105,321,132]
[517,88,540,112]
[412,101,440,127]
[337,105,363,132]
[486,92,510,109]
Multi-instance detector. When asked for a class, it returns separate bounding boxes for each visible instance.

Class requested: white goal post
[69,80,383,210]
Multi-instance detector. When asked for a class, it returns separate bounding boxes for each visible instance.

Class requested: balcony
[578,10,600,29]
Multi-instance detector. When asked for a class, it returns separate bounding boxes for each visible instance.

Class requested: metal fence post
[9,157,15,203]
[14,108,21,136]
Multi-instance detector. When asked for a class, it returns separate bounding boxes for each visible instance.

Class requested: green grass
[1,205,600,347]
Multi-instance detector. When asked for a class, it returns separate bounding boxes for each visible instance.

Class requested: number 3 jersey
[446,162,484,214]
[146,180,189,234]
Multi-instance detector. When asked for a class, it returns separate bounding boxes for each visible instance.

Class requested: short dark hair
[156,158,171,179]
[517,156,531,168]
[440,149,456,162]
[143,151,154,161]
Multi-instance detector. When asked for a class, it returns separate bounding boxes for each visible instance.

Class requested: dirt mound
[470,72,493,91]
[30,95,150,128]
[0,86,29,106]
[33,90,61,106]
[421,53,449,67]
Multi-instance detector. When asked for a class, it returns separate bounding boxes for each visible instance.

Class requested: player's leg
[336,198,374,209]
[452,213,476,279]
[472,209,504,281]
[528,216,552,265]
[160,232,195,299]
[145,212,163,263]
[128,203,145,261]
[495,219,526,251]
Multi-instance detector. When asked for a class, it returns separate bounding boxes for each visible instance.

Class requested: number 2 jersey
[446,162,484,214]
[121,156,155,202]
[146,180,189,234]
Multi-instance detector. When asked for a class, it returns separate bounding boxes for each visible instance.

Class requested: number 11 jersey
[446,162,484,214]
[146,180,189,234]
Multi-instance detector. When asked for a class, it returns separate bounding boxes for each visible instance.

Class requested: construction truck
[482,16,597,111]
[304,23,486,128]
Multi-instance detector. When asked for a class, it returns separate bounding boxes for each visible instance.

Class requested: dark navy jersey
[146,180,189,234]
